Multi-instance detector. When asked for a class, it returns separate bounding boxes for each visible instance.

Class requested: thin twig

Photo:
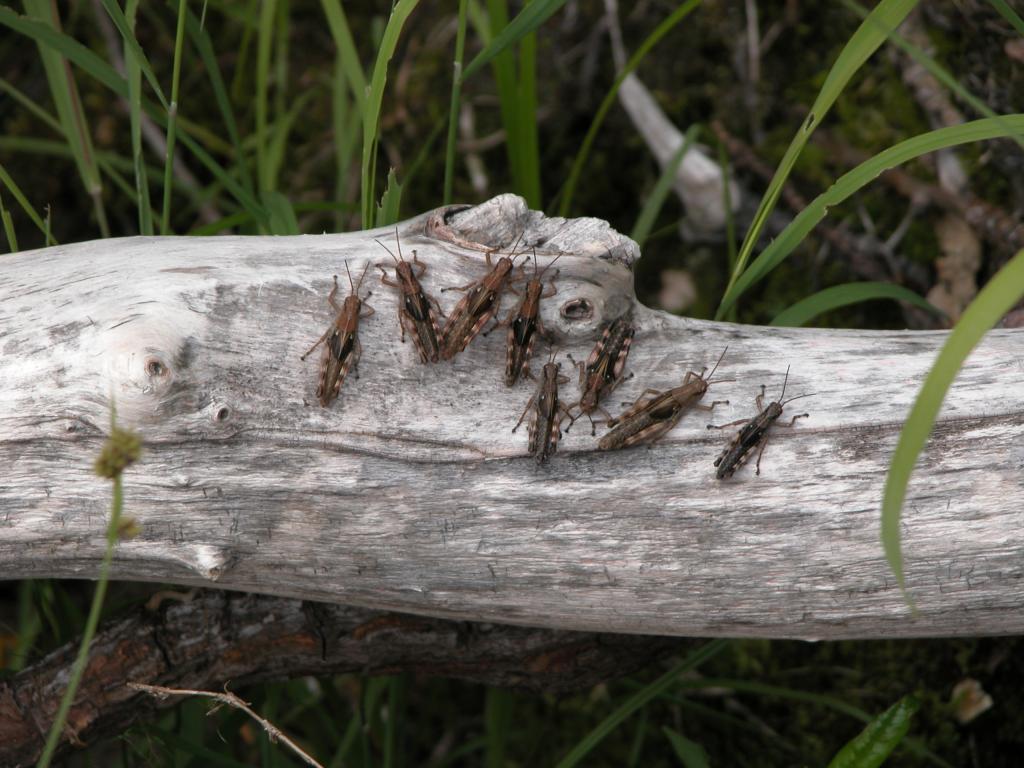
[127,682,325,768]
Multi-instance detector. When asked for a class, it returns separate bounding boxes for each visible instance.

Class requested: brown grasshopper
[301,262,374,407]
[709,366,811,479]
[375,230,443,364]
[597,347,729,451]
[512,352,571,463]
[439,238,526,361]
[501,251,561,386]
[566,314,635,435]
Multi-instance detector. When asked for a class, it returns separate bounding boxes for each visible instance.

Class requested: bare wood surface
[0,590,678,767]
[2,193,1023,640]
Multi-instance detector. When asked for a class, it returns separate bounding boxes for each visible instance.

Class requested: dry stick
[127,683,324,768]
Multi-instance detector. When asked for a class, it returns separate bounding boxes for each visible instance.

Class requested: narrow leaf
[374,168,404,227]
[717,116,1024,317]
[462,0,566,80]
[826,695,919,768]
[361,0,421,229]
[631,125,699,249]
[883,248,1024,594]
[770,282,942,327]
[662,727,709,768]
[262,190,300,235]
[554,640,727,768]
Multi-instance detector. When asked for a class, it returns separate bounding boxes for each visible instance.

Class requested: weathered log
[0,590,679,767]
[2,193,1023,640]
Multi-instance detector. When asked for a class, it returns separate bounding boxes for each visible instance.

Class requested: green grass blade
[11,581,43,670]
[331,66,362,230]
[184,6,254,194]
[262,190,300,235]
[320,0,367,109]
[0,6,125,97]
[662,727,709,768]
[718,141,737,273]
[361,0,421,229]
[0,160,54,241]
[97,0,169,108]
[0,188,18,253]
[0,76,63,132]
[374,168,403,227]
[462,0,566,80]
[443,0,470,204]
[718,0,919,314]
[485,687,513,768]
[160,0,189,234]
[631,124,699,249]
[266,90,318,196]
[22,0,110,238]
[826,696,919,768]
[255,0,277,194]
[717,116,1024,317]
[556,0,701,217]
[987,0,1024,35]
[403,115,446,191]
[554,640,728,768]
[123,0,152,235]
[486,0,521,199]
[514,13,541,207]
[770,282,942,327]
[883,247,1024,594]
[383,675,408,768]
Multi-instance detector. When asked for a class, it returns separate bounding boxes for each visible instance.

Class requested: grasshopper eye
[560,298,593,321]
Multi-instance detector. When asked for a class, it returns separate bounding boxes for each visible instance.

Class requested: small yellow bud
[117,517,142,539]
[94,426,142,479]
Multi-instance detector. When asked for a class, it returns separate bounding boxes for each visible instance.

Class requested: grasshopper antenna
[705,346,729,383]
[355,261,371,292]
[393,226,407,262]
[778,365,791,401]
[776,366,815,406]
[345,260,355,292]
[538,252,561,277]
[374,238,400,264]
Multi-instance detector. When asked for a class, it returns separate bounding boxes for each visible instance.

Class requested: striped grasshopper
[597,347,729,450]
[566,314,635,435]
[502,251,561,386]
[439,238,526,361]
[301,262,374,407]
[709,366,811,478]
[376,230,443,364]
[512,352,571,463]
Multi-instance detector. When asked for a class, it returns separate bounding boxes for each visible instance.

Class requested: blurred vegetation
[2,0,1024,765]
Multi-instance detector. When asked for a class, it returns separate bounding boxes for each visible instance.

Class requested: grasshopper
[376,230,443,364]
[512,352,571,463]
[597,347,729,451]
[709,366,811,479]
[501,251,561,386]
[566,314,635,435]
[301,262,374,407]
[439,239,526,361]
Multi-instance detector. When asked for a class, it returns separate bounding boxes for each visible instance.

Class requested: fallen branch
[0,590,679,766]
[2,194,1023,644]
